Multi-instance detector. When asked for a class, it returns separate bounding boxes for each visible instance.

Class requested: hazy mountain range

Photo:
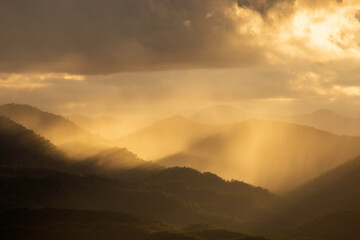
[3,103,360,239]
[0,114,277,238]
[120,115,360,192]
[0,104,93,145]
[191,105,360,136]
[67,114,155,140]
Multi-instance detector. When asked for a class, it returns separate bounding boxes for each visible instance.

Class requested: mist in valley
[2,0,360,239]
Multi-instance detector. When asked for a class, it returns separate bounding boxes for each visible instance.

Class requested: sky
[1,0,360,118]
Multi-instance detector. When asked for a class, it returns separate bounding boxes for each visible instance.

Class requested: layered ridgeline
[191,105,360,137]
[289,211,360,240]
[275,109,360,136]
[67,114,154,140]
[252,155,360,239]
[0,208,271,240]
[0,116,161,178]
[282,155,360,222]
[118,115,220,160]
[0,103,118,159]
[119,116,360,192]
[0,116,66,169]
[0,116,277,235]
[0,103,95,145]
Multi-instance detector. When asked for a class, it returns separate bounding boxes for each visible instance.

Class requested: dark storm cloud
[237,0,295,17]
[236,0,344,17]
[0,0,265,74]
[355,10,360,22]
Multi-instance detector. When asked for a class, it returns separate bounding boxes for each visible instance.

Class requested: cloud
[0,0,266,74]
[1,0,360,117]
[237,0,295,17]
[1,0,357,75]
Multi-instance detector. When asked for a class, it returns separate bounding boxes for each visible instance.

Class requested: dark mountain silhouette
[0,116,278,233]
[0,208,170,240]
[249,154,360,237]
[0,116,160,179]
[8,104,360,239]
[0,116,69,169]
[289,210,360,240]
[0,103,93,145]
[281,155,360,224]
[140,167,276,221]
[190,105,249,125]
[122,115,360,192]
[0,208,271,240]
[157,153,211,171]
[0,165,276,232]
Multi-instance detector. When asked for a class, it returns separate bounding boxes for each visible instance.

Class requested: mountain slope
[278,109,360,136]
[67,114,153,140]
[0,166,276,231]
[0,208,271,240]
[76,147,164,179]
[0,103,92,145]
[0,116,161,179]
[282,155,360,224]
[122,116,360,192]
[289,211,360,240]
[0,208,172,240]
[0,117,278,231]
[182,119,360,191]
[0,116,68,168]
[118,115,221,160]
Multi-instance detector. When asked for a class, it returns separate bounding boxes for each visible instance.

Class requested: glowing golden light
[233,2,360,61]
[63,74,85,81]
[290,6,360,57]
[334,85,360,96]
[0,74,48,89]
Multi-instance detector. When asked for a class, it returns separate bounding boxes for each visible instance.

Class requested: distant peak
[1,103,39,110]
[166,115,189,122]
[312,109,338,116]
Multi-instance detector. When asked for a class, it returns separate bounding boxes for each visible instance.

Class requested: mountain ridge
[0,103,93,145]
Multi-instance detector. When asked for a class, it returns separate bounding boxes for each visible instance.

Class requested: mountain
[0,166,276,232]
[122,116,360,192]
[191,107,360,136]
[157,153,211,171]
[67,113,155,140]
[0,208,271,240]
[276,109,360,136]
[76,147,164,179]
[190,105,249,125]
[289,211,360,240]
[59,141,110,159]
[0,208,171,240]
[0,116,161,179]
[282,155,360,224]
[118,115,220,160]
[0,103,92,145]
[0,116,69,169]
[252,154,360,237]
[0,116,278,232]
